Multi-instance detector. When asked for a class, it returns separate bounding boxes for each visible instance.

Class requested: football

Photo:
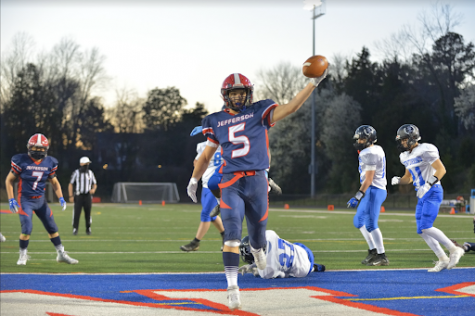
[302,55,328,78]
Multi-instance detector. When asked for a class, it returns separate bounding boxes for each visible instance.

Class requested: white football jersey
[195,142,223,188]
[358,145,387,190]
[399,143,440,192]
[258,230,312,279]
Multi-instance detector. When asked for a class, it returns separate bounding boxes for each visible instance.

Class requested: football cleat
[73,228,78,235]
[428,260,449,272]
[86,228,91,235]
[252,248,267,270]
[180,241,200,252]
[361,248,377,265]
[268,178,282,195]
[57,251,79,264]
[210,204,220,217]
[366,253,389,266]
[463,242,475,253]
[447,247,464,270]
[0,233,6,242]
[227,285,242,311]
[17,252,30,265]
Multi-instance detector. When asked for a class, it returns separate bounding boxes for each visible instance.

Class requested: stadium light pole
[304,0,325,197]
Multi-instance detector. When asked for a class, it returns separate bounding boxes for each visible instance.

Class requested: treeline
[1,7,474,200]
[264,32,475,196]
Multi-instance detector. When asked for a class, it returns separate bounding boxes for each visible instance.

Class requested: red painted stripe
[314,296,420,316]
[436,282,475,297]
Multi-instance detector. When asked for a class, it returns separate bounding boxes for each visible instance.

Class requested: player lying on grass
[238,230,325,279]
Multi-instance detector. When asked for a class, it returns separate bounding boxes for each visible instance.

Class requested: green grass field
[0,203,473,273]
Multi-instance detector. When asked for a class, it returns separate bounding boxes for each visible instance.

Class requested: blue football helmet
[239,236,254,264]
[396,124,420,152]
[353,125,377,151]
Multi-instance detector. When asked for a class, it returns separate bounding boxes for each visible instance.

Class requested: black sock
[193,238,200,243]
[19,239,29,250]
[50,236,62,247]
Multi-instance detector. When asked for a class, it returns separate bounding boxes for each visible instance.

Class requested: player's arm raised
[270,70,328,124]
[271,83,315,123]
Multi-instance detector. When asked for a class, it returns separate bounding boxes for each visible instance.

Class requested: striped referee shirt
[70,169,97,195]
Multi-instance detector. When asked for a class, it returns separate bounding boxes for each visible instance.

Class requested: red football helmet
[27,133,49,160]
[221,73,254,111]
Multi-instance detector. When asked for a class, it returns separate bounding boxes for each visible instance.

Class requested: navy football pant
[219,170,268,250]
[19,196,58,235]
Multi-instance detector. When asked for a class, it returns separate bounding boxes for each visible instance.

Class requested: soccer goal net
[111,182,180,204]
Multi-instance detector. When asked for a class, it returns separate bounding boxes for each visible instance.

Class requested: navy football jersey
[202,99,278,173]
[11,154,58,198]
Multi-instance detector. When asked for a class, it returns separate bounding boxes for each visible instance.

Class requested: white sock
[422,227,456,252]
[55,244,64,253]
[359,226,375,250]
[371,228,385,254]
[419,232,449,261]
[225,266,238,288]
[19,248,27,255]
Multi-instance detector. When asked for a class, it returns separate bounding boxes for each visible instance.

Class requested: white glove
[391,176,401,185]
[187,178,198,203]
[313,68,329,87]
[238,263,259,276]
[417,183,431,199]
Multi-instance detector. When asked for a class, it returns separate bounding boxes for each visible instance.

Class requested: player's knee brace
[224,240,240,247]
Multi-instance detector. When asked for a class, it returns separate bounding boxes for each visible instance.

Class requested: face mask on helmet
[353,125,377,151]
[396,124,420,152]
[221,73,254,112]
[27,133,49,160]
[239,236,254,264]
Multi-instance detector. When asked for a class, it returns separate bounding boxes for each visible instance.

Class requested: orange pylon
[327,205,334,211]
[381,206,385,213]
[284,204,289,209]
[162,200,166,206]
[450,208,455,214]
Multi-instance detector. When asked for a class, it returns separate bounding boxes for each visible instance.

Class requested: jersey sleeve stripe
[261,103,278,127]
[202,127,214,135]
[11,161,22,172]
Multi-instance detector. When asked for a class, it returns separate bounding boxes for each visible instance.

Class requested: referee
[69,157,97,235]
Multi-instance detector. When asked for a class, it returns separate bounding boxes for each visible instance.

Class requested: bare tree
[374,3,462,60]
[106,87,145,133]
[0,32,36,105]
[254,61,309,105]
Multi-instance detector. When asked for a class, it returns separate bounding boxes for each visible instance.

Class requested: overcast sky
[2,0,475,113]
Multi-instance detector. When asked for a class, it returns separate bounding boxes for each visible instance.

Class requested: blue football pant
[415,184,443,234]
[200,187,218,222]
[353,186,387,232]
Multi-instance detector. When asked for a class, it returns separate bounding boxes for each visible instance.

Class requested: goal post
[111,182,180,204]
